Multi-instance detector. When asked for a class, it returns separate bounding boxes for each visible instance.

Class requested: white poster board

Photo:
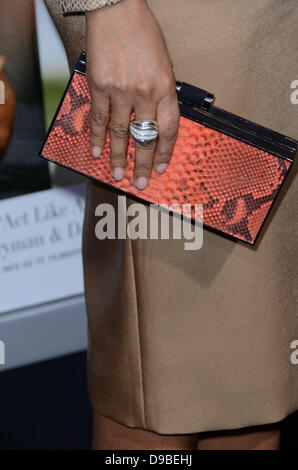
[0,183,86,314]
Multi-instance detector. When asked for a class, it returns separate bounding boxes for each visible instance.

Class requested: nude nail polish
[113,167,125,181]
[135,177,148,190]
[155,163,168,174]
[92,146,102,158]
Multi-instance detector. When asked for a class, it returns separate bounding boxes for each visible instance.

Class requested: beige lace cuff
[59,0,124,14]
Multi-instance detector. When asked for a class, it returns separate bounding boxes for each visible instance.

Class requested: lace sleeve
[59,0,124,14]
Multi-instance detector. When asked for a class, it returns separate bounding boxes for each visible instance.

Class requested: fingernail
[92,146,102,158]
[113,167,125,181]
[155,163,168,174]
[135,177,148,190]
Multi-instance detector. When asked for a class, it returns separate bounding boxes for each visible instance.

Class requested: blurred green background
[42,78,68,130]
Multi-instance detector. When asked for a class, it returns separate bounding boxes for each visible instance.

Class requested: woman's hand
[0,55,16,154]
[86,0,179,190]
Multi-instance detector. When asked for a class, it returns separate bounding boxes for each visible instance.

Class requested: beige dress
[45,0,298,434]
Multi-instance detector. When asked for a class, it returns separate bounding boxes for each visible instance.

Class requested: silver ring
[130,120,159,147]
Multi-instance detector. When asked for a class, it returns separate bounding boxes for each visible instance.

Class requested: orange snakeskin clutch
[40,53,297,245]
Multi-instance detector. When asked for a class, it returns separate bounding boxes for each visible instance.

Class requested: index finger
[153,91,180,175]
